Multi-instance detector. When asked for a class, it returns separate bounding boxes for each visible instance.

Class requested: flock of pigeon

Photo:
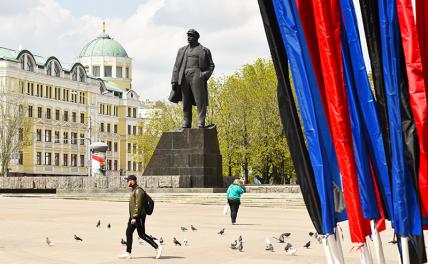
[45,219,322,257]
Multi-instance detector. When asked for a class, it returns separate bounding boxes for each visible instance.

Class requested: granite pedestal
[143,127,223,187]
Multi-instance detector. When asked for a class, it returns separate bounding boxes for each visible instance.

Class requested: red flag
[309,0,370,243]
[397,0,428,217]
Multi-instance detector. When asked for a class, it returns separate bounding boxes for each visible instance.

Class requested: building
[0,25,143,176]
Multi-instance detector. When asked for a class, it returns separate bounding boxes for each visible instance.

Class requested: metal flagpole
[400,237,410,264]
[370,220,386,264]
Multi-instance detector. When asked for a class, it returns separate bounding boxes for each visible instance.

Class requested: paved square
[0,196,401,263]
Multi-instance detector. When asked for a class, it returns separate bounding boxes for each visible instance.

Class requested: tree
[0,87,32,176]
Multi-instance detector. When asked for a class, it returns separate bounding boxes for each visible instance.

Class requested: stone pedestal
[143,127,223,187]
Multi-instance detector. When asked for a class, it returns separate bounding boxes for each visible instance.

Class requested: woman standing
[226,179,246,224]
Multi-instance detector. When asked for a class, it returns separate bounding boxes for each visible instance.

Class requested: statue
[169,29,215,128]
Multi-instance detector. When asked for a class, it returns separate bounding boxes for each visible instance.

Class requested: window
[127,107,131,117]
[36,129,42,141]
[55,109,60,120]
[107,141,112,151]
[114,160,118,171]
[104,66,112,77]
[80,133,85,145]
[100,123,104,132]
[54,62,60,77]
[71,154,77,167]
[133,144,137,154]
[63,154,68,166]
[63,132,68,144]
[79,69,85,82]
[46,108,51,119]
[128,143,131,153]
[107,160,112,170]
[114,124,118,133]
[45,152,52,165]
[54,153,60,166]
[47,63,52,75]
[72,69,77,81]
[54,131,60,143]
[133,126,136,135]
[63,111,68,121]
[128,125,131,135]
[125,67,129,78]
[79,92,85,104]
[71,132,77,144]
[80,155,85,167]
[107,123,111,133]
[18,128,23,141]
[133,162,136,172]
[45,130,52,142]
[133,108,137,118]
[55,87,61,100]
[72,112,76,122]
[18,152,23,165]
[114,142,118,152]
[128,161,131,171]
[36,152,42,165]
[37,107,42,118]
[92,66,100,77]
[116,66,122,78]
[28,106,33,117]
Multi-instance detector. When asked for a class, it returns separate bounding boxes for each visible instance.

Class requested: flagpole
[370,220,386,264]
[321,236,334,264]
[334,227,345,263]
[400,237,410,264]
[359,242,373,264]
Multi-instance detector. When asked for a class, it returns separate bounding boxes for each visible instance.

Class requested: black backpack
[143,191,154,215]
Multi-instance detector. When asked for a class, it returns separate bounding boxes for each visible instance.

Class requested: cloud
[0,0,271,100]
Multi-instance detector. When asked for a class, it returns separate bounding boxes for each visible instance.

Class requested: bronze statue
[169,29,215,128]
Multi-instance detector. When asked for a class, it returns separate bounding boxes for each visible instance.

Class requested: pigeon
[218,228,225,235]
[284,242,297,255]
[303,241,311,249]
[265,238,274,251]
[121,238,127,245]
[183,238,188,246]
[230,240,238,248]
[191,225,197,231]
[46,237,54,246]
[96,220,100,228]
[281,233,291,238]
[273,236,285,243]
[238,241,243,252]
[173,237,182,246]
[181,227,188,232]
[107,223,111,229]
[159,237,164,245]
[74,235,83,242]
[238,235,242,242]
[309,232,314,237]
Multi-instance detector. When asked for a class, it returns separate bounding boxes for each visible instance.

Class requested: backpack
[143,191,155,215]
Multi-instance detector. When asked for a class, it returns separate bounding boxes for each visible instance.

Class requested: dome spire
[102,21,106,33]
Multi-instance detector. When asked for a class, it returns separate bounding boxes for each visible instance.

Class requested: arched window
[47,63,52,75]
[79,67,86,82]
[72,69,77,81]
[54,61,61,77]
[26,56,34,72]
[20,54,35,72]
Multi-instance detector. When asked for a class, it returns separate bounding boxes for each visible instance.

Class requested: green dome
[79,32,128,58]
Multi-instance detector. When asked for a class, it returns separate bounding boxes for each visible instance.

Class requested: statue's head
[187,29,200,45]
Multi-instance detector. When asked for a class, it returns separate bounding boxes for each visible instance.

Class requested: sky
[0,0,271,101]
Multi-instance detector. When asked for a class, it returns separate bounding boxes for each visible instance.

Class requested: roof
[78,32,128,58]
[104,81,125,94]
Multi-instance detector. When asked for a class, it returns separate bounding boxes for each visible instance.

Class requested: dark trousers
[126,215,158,253]
[228,199,240,223]
[182,68,207,127]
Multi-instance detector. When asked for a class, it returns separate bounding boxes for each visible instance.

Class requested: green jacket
[129,186,145,218]
[226,183,245,200]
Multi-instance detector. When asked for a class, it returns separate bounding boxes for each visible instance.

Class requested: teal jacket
[226,183,245,200]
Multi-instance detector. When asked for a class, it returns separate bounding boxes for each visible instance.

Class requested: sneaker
[156,245,163,259]
[117,252,132,259]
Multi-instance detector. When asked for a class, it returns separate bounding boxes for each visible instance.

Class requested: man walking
[169,29,215,128]
[118,175,162,259]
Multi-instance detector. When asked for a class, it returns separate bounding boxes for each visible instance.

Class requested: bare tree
[0,85,31,176]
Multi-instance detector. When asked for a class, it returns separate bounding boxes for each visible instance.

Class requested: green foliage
[135,59,296,184]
